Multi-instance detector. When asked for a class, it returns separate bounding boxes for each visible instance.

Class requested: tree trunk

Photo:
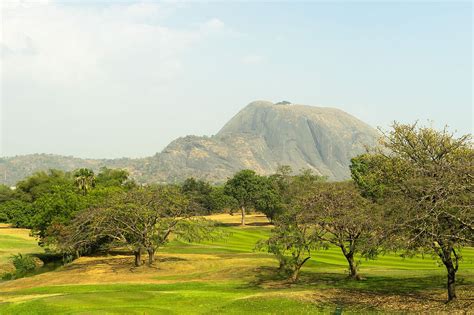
[447,265,456,302]
[345,253,360,280]
[291,268,300,283]
[339,244,360,280]
[278,259,285,271]
[438,245,458,302]
[147,248,155,266]
[240,206,246,226]
[290,257,311,283]
[134,250,142,267]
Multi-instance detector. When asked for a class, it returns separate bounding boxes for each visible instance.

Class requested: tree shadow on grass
[247,265,473,296]
[60,255,188,274]
[242,266,474,311]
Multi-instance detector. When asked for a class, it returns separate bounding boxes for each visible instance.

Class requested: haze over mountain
[0,101,379,186]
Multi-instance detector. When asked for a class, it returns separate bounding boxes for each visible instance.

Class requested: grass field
[0,214,473,314]
[0,224,43,274]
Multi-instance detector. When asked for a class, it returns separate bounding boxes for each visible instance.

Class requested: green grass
[0,224,473,314]
[0,228,43,272]
[0,282,323,314]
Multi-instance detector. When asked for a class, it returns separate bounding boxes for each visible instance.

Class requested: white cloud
[241,54,264,65]
[1,1,204,88]
[204,18,225,30]
[0,1,228,157]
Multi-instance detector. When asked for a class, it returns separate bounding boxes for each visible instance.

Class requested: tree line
[0,123,472,302]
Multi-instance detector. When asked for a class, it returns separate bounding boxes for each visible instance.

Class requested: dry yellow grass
[0,224,43,273]
[204,212,271,226]
[0,224,35,239]
[0,252,273,292]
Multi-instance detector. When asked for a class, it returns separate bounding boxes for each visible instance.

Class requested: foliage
[60,185,219,266]
[30,186,90,244]
[304,181,382,279]
[351,122,473,301]
[15,169,73,201]
[1,253,38,280]
[95,167,135,188]
[74,168,95,195]
[257,172,326,282]
[181,177,214,214]
[224,170,281,225]
[0,184,15,203]
[208,186,238,213]
[0,168,131,246]
[0,200,34,227]
[258,207,325,282]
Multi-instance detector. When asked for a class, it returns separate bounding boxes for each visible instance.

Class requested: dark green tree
[16,169,73,201]
[181,178,214,214]
[61,185,219,266]
[224,170,267,226]
[95,167,134,188]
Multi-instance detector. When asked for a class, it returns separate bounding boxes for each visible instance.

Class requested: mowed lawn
[0,224,43,274]
[0,215,473,314]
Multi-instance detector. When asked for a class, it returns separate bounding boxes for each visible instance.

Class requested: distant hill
[0,100,379,185]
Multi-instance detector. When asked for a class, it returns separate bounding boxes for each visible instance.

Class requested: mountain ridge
[0,101,379,185]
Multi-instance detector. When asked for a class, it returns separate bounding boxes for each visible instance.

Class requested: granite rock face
[0,101,379,185]
[151,101,379,182]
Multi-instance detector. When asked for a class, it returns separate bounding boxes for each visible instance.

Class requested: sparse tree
[258,200,324,282]
[351,122,473,302]
[305,181,382,280]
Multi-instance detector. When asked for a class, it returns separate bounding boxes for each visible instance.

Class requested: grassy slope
[0,215,473,314]
[0,224,43,273]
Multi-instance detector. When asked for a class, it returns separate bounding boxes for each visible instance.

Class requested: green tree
[258,199,324,282]
[305,181,382,280]
[0,184,15,203]
[253,176,282,222]
[16,169,73,201]
[208,186,238,213]
[30,185,89,244]
[0,200,34,227]
[61,185,218,266]
[181,178,214,214]
[224,170,268,226]
[95,167,133,188]
[351,122,473,302]
[74,168,95,195]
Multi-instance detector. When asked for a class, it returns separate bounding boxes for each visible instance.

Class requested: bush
[1,253,38,280]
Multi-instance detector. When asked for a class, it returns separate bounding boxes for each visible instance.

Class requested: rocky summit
[0,101,379,185]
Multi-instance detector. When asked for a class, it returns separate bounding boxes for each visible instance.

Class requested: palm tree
[74,168,95,195]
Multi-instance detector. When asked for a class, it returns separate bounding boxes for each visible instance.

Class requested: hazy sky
[1,0,472,158]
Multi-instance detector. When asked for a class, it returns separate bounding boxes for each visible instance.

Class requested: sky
[1,0,472,158]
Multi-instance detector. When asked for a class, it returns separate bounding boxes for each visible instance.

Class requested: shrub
[1,253,38,280]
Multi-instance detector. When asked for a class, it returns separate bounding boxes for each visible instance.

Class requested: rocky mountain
[0,101,379,185]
